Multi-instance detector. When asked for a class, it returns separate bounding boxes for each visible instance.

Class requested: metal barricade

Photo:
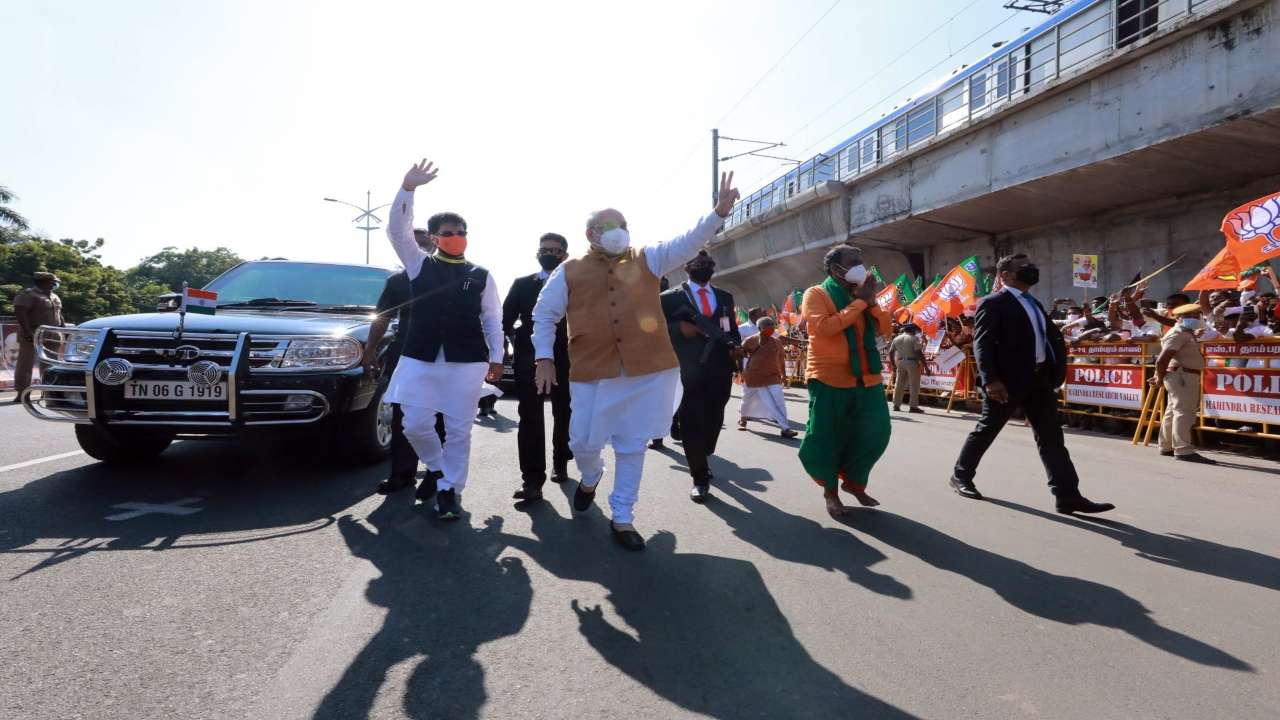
[1060,342,1154,423]
[1195,339,1280,441]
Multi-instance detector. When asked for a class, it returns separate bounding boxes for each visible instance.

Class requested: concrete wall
[928,173,1280,303]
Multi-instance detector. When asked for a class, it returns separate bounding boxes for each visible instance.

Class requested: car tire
[75,424,174,464]
[333,387,393,465]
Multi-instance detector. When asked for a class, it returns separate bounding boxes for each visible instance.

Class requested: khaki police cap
[1170,303,1202,317]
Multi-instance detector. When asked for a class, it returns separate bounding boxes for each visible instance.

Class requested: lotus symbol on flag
[876,293,893,310]
[1226,196,1280,253]
[918,303,943,325]
[937,274,967,300]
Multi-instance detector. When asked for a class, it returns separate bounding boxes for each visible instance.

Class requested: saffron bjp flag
[876,273,916,315]
[1184,246,1240,291]
[181,287,218,315]
[1222,191,1280,268]
[905,256,981,335]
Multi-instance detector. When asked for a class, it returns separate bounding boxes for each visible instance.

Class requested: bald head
[585,208,629,254]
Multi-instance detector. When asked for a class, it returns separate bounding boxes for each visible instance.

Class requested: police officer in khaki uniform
[1151,303,1215,464]
[12,271,64,399]
[888,323,926,413]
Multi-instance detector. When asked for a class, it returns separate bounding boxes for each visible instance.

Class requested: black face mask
[1015,264,1040,286]
[688,268,714,285]
[537,254,563,272]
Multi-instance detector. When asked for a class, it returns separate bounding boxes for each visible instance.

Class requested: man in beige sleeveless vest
[532,173,740,551]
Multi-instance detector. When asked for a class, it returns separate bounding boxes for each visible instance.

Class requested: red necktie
[697,288,713,317]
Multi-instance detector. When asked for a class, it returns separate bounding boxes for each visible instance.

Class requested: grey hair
[823,244,862,274]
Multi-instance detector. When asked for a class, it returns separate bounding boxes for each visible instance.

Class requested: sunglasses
[434,230,468,237]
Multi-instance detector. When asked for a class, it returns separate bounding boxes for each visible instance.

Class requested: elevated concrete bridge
[707,0,1280,308]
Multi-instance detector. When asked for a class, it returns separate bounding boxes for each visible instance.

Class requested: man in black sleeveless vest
[382,159,505,520]
[504,232,572,504]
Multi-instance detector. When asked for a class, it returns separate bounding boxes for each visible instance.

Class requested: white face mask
[1180,318,1203,330]
[1067,313,1082,322]
[597,227,630,256]
[843,264,867,286]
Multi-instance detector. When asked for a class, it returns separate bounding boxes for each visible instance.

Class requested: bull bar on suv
[20,326,362,428]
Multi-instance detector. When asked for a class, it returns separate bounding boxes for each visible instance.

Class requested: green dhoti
[799,380,891,493]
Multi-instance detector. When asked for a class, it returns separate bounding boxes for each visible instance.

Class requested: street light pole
[323,192,391,265]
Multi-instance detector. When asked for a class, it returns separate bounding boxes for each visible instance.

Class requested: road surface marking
[105,497,204,521]
[0,450,85,474]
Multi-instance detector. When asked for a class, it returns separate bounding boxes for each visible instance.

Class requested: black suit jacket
[503,273,568,370]
[972,289,1068,396]
[660,283,741,383]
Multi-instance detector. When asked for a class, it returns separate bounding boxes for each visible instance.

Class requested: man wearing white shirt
[382,159,505,520]
[532,172,741,551]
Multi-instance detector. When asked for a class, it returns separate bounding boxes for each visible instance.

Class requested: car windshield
[205,262,392,307]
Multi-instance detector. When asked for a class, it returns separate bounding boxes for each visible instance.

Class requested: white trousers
[401,406,475,493]
[570,434,647,526]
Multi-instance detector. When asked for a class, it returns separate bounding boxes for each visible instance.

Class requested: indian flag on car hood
[182,287,218,315]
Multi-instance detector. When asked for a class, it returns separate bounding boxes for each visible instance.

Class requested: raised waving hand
[714,171,740,219]
[401,158,439,192]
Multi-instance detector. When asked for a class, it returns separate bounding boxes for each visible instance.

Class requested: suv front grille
[112,331,287,371]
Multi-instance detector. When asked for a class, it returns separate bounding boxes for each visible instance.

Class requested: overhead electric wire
[736,11,1021,193]
[657,0,845,186]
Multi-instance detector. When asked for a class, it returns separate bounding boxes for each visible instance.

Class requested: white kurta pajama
[740,385,789,428]
[532,213,723,525]
[383,188,504,495]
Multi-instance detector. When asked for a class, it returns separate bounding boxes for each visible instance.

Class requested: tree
[0,184,30,243]
[127,246,244,292]
[0,234,169,322]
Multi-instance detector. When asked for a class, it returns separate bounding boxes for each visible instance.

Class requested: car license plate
[123,381,226,401]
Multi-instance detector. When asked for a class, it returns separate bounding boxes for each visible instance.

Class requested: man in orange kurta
[798,245,892,518]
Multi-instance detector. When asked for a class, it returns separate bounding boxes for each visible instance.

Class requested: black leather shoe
[376,475,415,495]
[648,438,664,450]
[435,488,460,520]
[551,467,570,483]
[611,525,646,551]
[690,483,710,504]
[415,470,443,501]
[780,428,799,438]
[573,482,598,512]
[1055,496,1115,514]
[1176,453,1217,465]
[909,408,925,415]
[949,476,983,499]
[1159,450,1174,457]
[512,485,543,502]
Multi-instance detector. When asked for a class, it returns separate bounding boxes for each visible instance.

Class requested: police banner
[1064,364,1144,409]
[1201,368,1280,424]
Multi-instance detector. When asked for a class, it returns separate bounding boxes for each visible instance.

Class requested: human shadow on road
[497,502,917,719]
[313,495,531,720]
[844,510,1253,671]
[986,498,1280,593]
[0,440,378,579]
[705,476,912,600]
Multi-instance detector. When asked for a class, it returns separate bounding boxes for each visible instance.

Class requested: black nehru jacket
[403,256,491,364]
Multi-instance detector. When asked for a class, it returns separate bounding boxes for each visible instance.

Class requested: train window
[772,179,785,205]
[892,119,907,156]
[1118,0,1159,46]
[787,181,795,198]
[815,157,834,183]
[907,103,936,147]
[939,84,966,132]
[996,58,1010,100]
[970,70,989,112]
[798,169,812,189]
[860,133,880,169]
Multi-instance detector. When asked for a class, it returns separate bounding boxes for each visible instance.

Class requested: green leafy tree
[1,235,169,322]
[127,246,244,292]
[0,184,30,244]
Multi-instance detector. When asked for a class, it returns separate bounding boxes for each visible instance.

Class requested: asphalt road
[1,389,1278,720]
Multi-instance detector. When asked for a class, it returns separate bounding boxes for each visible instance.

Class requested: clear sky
[2,0,1029,290]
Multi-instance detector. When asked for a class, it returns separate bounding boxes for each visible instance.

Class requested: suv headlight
[279,337,362,369]
[36,327,101,365]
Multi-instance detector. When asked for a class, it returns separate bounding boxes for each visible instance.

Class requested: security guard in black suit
[661,251,742,503]
[504,233,572,503]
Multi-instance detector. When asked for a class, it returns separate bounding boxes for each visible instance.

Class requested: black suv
[22,260,397,464]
